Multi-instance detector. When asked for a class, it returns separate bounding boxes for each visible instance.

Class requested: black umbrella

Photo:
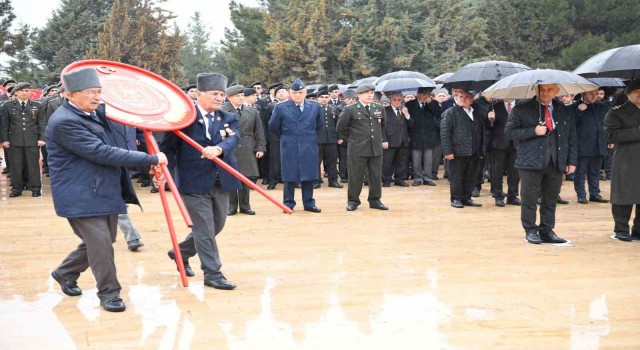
[373,71,435,86]
[587,77,626,88]
[574,44,640,80]
[444,61,531,91]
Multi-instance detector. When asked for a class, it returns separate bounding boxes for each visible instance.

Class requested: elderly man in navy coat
[47,68,167,312]
[268,79,323,212]
[161,73,242,290]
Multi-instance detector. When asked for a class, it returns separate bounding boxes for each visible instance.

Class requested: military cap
[250,81,262,88]
[197,73,227,92]
[274,85,288,94]
[183,84,196,92]
[244,88,257,96]
[343,89,357,99]
[355,84,375,94]
[268,82,283,90]
[63,68,101,92]
[317,89,329,97]
[317,84,328,92]
[417,87,434,94]
[2,79,16,87]
[306,92,317,99]
[625,80,640,94]
[42,85,52,95]
[226,85,245,96]
[6,85,15,95]
[290,78,305,91]
[328,84,339,92]
[13,82,31,91]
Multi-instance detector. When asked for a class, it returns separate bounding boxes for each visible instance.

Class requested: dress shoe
[605,174,611,180]
[424,180,436,186]
[451,200,463,208]
[261,179,269,185]
[100,296,126,312]
[346,203,358,211]
[432,175,439,180]
[304,206,321,213]
[240,209,256,215]
[140,181,150,187]
[539,229,567,244]
[164,184,171,192]
[328,181,343,188]
[536,197,543,205]
[565,174,575,181]
[631,231,640,240]
[589,195,609,203]
[394,181,409,187]
[525,231,541,244]
[32,190,41,197]
[557,197,569,205]
[472,189,480,197]
[313,182,322,189]
[150,187,159,193]
[615,231,632,241]
[51,271,82,296]
[462,199,482,207]
[495,198,505,207]
[382,181,391,187]
[227,209,237,216]
[127,239,144,251]
[369,202,388,210]
[204,276,237,290]
[294,182,301,188]
[412,180,422,186]
[340,178,348,183]
[167,250,195,277]
[363,180,369,186]
[577,196,588,204]
[267,184,276,190]
[9,189,22,197]
[507,197,521,206]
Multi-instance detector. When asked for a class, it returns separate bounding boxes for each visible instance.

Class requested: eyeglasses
[81,89,102,97]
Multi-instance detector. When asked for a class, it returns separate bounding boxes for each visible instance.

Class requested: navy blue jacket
[46,101,158,218]
[570,100,608,157]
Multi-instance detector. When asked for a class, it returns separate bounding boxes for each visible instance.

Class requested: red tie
[544,105,554,131]
[507,103,512,114]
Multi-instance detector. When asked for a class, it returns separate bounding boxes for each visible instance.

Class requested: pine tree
[179,12,219,84]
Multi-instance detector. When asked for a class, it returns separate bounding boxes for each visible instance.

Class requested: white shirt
[504,101,515,113]
[463,106,474,121]
[199,105,215,140]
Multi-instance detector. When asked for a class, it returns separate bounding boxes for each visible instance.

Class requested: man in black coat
[486,99,520,207]
[504,84,577,244]
[382,92,410,187]
[406,87,442,186]
[315,89,342,188]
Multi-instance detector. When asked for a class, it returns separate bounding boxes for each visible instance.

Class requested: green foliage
[558,34,619,70]
[179,12,219,84]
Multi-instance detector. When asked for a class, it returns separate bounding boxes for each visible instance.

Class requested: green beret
[13,82,31,91]
[226,85,246,96]
[355,84,375,94]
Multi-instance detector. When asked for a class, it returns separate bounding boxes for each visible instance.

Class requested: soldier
[0,79,16,102]
[1,82,46,197]
[265,86,289,190]
[184,84,197,103]
[337,84,389,212]
[328,84,342,106]
[336,89,357,183]
[315,88,342,189]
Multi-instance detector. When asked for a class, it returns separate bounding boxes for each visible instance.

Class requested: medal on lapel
[220,129,227,140]
[224,123,236,136]
[30,107,38,120]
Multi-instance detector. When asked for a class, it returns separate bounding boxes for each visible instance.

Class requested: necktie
[507,103,512,114]
[544,105,554,132]
[420,102,424,109]
[365,105,370,113]
[297,104,303,113]
[205,113,215,140]
[396,108,402,120]
[21,101,26,109]
[236,108,241,116]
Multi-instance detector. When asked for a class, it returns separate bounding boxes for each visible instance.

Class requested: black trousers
[338,144,348,180]
[258,143,269,179]
[612,204,640,233]
[574,156,604,197]
[41,145,48,171]
[448,155,479,201]
[318,143,338,181]
[229,180,255,211]
[519,162,564,232]
[604,147,614,177]
[8,146,41,190]
[347,155,383,205]
[489,148,519,199]
[382,147,408,182]
[268,141,281,185]
[474,155,487,190]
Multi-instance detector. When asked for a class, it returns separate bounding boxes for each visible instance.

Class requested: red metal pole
[173,130,293,214]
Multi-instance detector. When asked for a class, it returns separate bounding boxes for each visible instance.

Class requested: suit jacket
[160,108,242,194]
[485,101,514,151]
[405,99,441,149]
[221,102,266,177]
[383,105,410,148]
[0,99,46,146]
[316,104,338,144]
[571,100,608,157]
[336,102,387,157]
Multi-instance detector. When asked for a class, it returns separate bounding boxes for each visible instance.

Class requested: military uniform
[336,101,387,207]
[317,103,340,186]
[0,98,46,195]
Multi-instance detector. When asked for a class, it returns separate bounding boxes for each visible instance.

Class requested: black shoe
[424,180,436,186]
[151,187,159,193]
[472,189,480,197]
[525,231,541,244]
[536,197,542,205]
[9,189,22,197]
[304,206,321,213]
[328,181,343,188]
[295,182,301,188]
[346,203,358,211]
[615,231,632,241]
[32,190,41,197]
[227,210,237,216]
[631,230,640,241]
[394,181,409,187]
[462,199,482,207]
[167,250,195,277]
[267,184,276,190]
[363,180,369,186]
[495,198,505,207]
[261,179,269,185]
[164,184,171,192]
[127,239,144,251]
[100,296,126,312]
[557,197,569,205]
[51,271,82,296]
[539,229,567,243]
[589,195,609,203]
[204,276,236,290]
[313,182,322,189]
[605,174,611,180]
[451,200,464,208]
[507,197,521,206]
[340,178,348,183]
[140,181,150,187]
[412,180,422,186]
[565,174,575,181]
[577,196,588,204]
[369,202,388,210]
[382,181,391,187]
[240,209,256,215]
[432,175,439,180]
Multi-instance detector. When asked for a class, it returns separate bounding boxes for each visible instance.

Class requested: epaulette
[611,105,622,110]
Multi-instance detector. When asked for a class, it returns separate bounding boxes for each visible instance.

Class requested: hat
[2,79,16,87]
[250,81,262,88]
[355,84,375,94]
[625,80,640,94]
[433,88,449,96]
[317,89,329,97]
[63,68,101,92]
[6,85,14,95]
[380,96,390,104]
[317,84,328,92]
[244,88,257,96]
[417,87,434,94]
[197,72,227,92]
[226,85,245,96]
[290,78,305,91]
[42,85,52,95]
[343,89,357,99]
[274,85,288,94]
[306,92,317,99]
[183,84,196,92]
[268,82,283,90]
[13,82,31,91]
[328,84,339,92]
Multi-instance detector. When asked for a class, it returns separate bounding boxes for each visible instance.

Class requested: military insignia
[198,118,204,124]
[612,105,621,110]
[220,129,227,140]
[217,117,222,121]
[226,127,236,136]
[30,107,39,119]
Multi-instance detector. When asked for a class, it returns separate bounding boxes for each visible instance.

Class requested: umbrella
[482,69,598,100]
[305,83,322,92]
[587,77,626,88]
[444,61,531,91]
[349,76,378,88]
[574,44,640,80]
[373,70,435,86]
[433,72,454,84]
[374,77,437,92]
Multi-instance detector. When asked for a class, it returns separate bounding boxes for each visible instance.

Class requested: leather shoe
[369,202,388,210]
[495,198,505,207]
[557,197,569,205]
[167,250,195,277]
[507,197,521,206]
[204,276,236,290]
[536,197,542,205]
[313,182,322,189]
[127,239,144,251]
[32,190,41,197]
[346,203,358,211]
[227,210,237,216]
[472,189,480,197]
[328,181,343,188]
[340,178,348,183]
[423,180,436,186]
[267,184,276,190]
[9,189,22,198]
[150,187,159,193]
[261,179,269,185]
[394,181,409,187]
[615,231,632,241]
[539,229,567,243]
[589,195,609,203]
[525,231,541,244]
[382,181,391,187]
[462,199,482,207]
[631,230,640,241]
[577,196,588,204]
[100,296,126,312]
[451,200,463,208]
[412,180,422,186]
[303,206,321,213]
[51,271,82,296]
[240,209,256,215]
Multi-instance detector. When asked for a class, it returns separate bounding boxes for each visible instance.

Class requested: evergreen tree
[179,12,218,84]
